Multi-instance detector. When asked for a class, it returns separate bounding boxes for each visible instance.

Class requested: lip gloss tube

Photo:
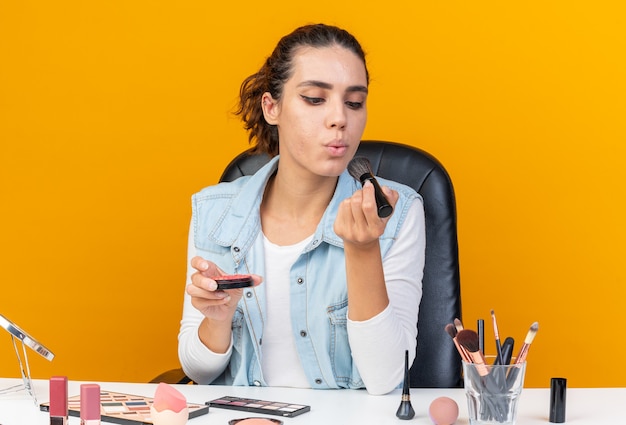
[49,376,68,425]
[80,383,101,425]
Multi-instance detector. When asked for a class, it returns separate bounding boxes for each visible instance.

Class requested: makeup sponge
[150,383,189,425]
[428,396,459,425]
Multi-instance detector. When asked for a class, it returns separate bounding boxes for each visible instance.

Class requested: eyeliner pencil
[477,319,485,355]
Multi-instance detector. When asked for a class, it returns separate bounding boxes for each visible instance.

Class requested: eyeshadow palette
[207,396,310,418]
[40,390,209,425]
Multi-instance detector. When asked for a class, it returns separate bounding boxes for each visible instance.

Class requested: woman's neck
[260,169,337,245]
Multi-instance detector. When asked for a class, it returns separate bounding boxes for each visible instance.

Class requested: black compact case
[207,396,310,418]
[215,275,254,290]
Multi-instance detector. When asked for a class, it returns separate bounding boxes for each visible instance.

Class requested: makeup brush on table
[347,157,393,218]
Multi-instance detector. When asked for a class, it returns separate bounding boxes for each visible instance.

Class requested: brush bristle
[453,318,464,331]
[444,323,458,338]
[525,322,539,344]
[347,156,372,181]
[491,310,500,338]
[456,329,480,353]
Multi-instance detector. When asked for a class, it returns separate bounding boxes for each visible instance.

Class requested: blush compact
[214,274,254,290]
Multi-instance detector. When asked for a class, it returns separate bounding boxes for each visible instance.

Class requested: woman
[178,23,425,395]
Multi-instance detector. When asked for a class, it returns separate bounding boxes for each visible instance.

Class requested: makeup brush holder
[462,360,527,425]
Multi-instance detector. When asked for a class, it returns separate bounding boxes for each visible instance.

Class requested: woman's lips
[326,143,348,156]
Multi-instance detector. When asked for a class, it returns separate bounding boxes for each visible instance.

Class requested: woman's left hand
[334,180,399,247]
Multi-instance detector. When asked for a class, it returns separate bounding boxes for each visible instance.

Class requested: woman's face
[262,45,368,179]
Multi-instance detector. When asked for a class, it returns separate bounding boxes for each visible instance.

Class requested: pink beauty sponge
[428,396,459,424]
[153,382,187,413]
[151,383,189,425]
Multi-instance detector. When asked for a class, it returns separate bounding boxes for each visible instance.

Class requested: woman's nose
[326,100,347,129]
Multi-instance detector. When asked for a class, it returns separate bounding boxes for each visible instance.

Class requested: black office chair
[152,140,462,388]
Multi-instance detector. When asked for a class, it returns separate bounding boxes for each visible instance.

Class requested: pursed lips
[325,141,349,156]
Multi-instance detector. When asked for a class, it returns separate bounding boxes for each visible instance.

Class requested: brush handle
[494,337,504,365]
[515,343,531,364]
[360,174,393,218]
[494,337,514,365]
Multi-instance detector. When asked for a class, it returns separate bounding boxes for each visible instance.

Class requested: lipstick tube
[80,383,101,425]
[49,376,68,425]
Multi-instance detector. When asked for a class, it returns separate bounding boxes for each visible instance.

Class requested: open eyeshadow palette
[207,395,310,418]
[40,390,209,425]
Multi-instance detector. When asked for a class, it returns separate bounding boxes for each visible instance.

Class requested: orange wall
[1,1,625,388]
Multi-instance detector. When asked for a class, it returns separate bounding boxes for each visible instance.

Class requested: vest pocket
[326,299,353,386]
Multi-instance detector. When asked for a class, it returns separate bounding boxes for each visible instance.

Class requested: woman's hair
[235,23,368,157]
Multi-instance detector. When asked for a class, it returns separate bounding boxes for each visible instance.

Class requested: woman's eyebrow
[347,85,368,94]
[297,80,368,94]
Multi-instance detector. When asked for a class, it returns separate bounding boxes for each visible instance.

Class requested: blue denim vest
[192,156,419,389]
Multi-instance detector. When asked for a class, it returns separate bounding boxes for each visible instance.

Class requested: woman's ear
[261,92,279,125]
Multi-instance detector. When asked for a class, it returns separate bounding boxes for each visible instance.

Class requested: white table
[0,378,623,424]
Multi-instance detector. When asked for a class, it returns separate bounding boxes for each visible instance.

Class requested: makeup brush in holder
[396,350,415,420]
[449,317,539,424]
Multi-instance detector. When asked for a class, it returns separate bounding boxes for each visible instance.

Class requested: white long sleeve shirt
[178,200,424,394]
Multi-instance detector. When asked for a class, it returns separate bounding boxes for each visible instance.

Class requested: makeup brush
[490,337,515,392]
[494,336,514,366]
[454,318,464,332]
[457,329,502,421]
[515,322,539,364]
[506,322,539,389]
[445,323,471,363]
[347,157,393,218]
[456,329,489,376]
[452,318,474,361]
[395,350,415,420]
[490,310,504,365]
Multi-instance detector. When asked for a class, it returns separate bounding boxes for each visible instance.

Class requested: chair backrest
[220,140,463,388]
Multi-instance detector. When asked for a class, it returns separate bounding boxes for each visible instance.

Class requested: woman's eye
[301,95,325,105]
[345,101,364,110]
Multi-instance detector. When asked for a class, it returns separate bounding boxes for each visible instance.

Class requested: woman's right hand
[186,256,262,322]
